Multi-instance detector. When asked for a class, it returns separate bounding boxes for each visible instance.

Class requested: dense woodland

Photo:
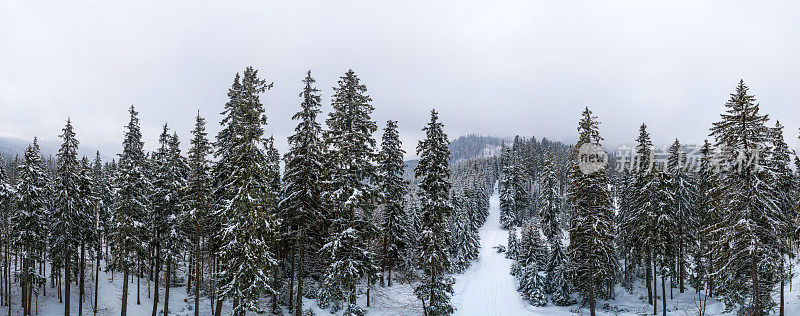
[0,71,798,316]
[0,67,496,316]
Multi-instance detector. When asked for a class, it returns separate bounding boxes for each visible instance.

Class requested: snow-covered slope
[451,186,539,315]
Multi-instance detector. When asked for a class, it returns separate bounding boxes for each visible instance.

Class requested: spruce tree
[708,80,788,314]
[499,146,515,228]
[76,156,94,316]
[185,112,211,316]
[53,119,82,316]
[279,71,326,316]
[566,107,617,316]
[538,149,561,243]
[91,151,111,316]
[213,67,280,315]
[666,139,696,293]
[12,139,48,316]
[163,132,188,315]
[768,120,797,316]
[319,70,379,314]
[617,123,656,305]
[449,190,479,273]
[149,124,172,316]
[111,106,150,316]
[414,110,455,316]
[378,119,408,287]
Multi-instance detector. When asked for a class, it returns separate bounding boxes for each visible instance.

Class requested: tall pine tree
[111,106,150,316]
[414,110,455,316]
[566,107,617,316]
[318,70,379,314]
[378,120,408,287]
[279,71,326,316]
[213,67,280,315]
[708,80,789,314]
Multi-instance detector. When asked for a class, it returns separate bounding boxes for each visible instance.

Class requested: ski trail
[452,184,536,315]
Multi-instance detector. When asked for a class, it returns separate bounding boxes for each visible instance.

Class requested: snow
[451,185,538,315]
[0,261,216,316]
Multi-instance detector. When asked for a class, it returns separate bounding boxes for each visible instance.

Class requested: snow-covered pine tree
[162,132,188,315]
[209,71,243,315]
[499,146,515,228]
[517,220,547,271]
[449,190,479,273]
[617,123,656,304]
[12,139,48,316]
[213,67,280,315]
[52,119,83,316]
[318,70,380,314]
[90,151,111,316]
[518,264,547,306]
[110,106,150,316]
[0,157,13,306]
[544,232,568,295]
[149,124,172,315]
[506,227,519,261]
[537,149,561,243]
[666,139,696,293]
[515,220,547,306]
[767,120,797,316]
[414,110,455,316]
[511,154,530,224]
[648,165,675,316]
[76,155,95,316]
[185,112,212,316]
[566,107,617,316]
[377,119,408,287]
[279,71,326,316]
[0,157,12,253]
[708,80,789,314]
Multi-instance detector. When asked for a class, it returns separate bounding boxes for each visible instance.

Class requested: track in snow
[451,185,537,315]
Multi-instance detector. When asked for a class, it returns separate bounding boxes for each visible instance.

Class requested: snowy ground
[4,187,800,315]
[451,186,539,315]
[0,262,213,316]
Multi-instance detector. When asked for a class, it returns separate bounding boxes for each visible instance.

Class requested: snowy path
[451,185,538,315]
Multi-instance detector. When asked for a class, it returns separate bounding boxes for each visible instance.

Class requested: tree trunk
[151,246,160,316]
[661,274,666,316]
[653,263,657,316]
[646,253,652,304]
[136,259,141,305]
[589,279,596,316]
[195,230,200,316]
[295,245,303,316]
[80,243,86,316]
[679,240,685,293]
[66,254,71,316]
[752,252,759,314]
[94,247,100,316]
[289,249,295,313]
[121,269,129,316]
[21,257,27,316]
[381,235,386,287]
[164,259,171,316]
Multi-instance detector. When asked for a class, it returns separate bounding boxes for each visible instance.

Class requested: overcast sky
[1,0,799,159]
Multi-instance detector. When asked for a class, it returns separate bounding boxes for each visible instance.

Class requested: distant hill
[448,134,506,162]
[0,136,31,159]
[0,136,113,162]
[402,134,506,179]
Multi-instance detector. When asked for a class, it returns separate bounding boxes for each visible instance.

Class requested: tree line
[500,80,799,316]
[0,67,496,316]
